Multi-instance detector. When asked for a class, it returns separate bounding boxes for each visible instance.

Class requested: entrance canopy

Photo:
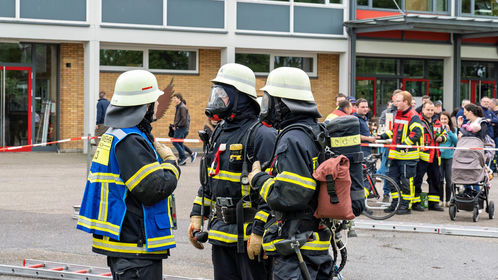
[344,14,498,38]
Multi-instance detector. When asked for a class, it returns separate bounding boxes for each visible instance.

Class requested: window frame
[99,45,199,74]
[236,0,346,38]
[461,0,498,18]
[356,0,450,15]
[236,50,318,77]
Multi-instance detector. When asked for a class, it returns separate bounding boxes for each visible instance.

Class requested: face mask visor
[259,91,274,127]
[206,85,230,119]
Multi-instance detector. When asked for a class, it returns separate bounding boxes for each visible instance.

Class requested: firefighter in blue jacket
[188,63,277,280]
[248,67,365,280]
[77,70,180,279]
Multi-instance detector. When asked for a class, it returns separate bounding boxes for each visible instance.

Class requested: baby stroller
[449,136,495,222]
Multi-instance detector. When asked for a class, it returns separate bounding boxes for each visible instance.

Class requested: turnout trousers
[386,159,416,208]
[211,244,269,280]
[272,252,333,280]
[413,160,441,206]
[107,257,162,280]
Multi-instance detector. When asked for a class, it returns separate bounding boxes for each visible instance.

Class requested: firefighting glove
[154,140,177,161]
[248,161,262,189]
[352,199,366,217]
[247,233,266,260]
[188,216,204,250]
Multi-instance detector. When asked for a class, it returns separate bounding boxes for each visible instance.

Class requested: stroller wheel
[449,205,457,221]
[473,207,479,222]
[488,201,495,219]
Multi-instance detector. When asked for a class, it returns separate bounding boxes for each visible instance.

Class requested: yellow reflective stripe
[87,172,124,185]
[364,187,370,198]
[428,195,440,202]
[77,215,120,236]
[388,150,419,160]
[93,237,169,254]
[194,196,212,206]
[330,135,361,148]
[391,192,399,199]
[405,138,415,145]
[208,224,249,243]
[161,162,179,180]
[241,183,251,208]
[263,234,330,252]
[419,152,430,162]
[254,211,269,223]
[276,171,316,191]
[412,196,421,203]
[98,183,109,222]
[409,122,423,131]
[211,170,242,182]
[126,162,162,191]
[385,130,393,138]
[260,178,275,202]
[262,238,283,252]
[147,234,175,249]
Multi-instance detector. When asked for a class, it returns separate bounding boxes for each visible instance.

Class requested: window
[274,56,313,72]
[462,0,498,16]
[100,50,143,67]
[100,48,199,73]
[149,50,196,71]
[358,0,448,13]
[357,57,398,75]
[0,43,32,64]
[235,54,270,73]
[235,52,317,76]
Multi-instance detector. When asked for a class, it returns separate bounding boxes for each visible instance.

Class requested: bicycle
[361,154,401,220]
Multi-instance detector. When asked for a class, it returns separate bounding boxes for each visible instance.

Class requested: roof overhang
[344,14,498,38]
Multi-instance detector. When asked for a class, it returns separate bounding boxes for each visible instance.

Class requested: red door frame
[356,77,377,115]
[461,80,496,103]
[401,78,429,97]
[1,66,32,152]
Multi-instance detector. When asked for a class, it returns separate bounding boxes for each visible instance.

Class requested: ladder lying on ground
[0,259,209,280]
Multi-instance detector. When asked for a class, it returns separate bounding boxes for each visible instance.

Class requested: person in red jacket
[412,101,446,211]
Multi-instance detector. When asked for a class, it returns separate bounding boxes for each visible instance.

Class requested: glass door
[402,78,429,107]
[0,66,32,152]
[356,78,376,115]
[461,80,496,103]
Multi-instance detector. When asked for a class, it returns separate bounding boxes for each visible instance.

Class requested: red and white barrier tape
[0,136,202,152]
[2,136,496,152]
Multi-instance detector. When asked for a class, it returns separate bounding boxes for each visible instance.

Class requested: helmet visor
[260,92,271,117]
[207,85,230,110]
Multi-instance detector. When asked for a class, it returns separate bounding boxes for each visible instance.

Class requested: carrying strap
[326,174,339,204]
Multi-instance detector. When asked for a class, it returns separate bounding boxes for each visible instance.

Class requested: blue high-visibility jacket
[77,127,179,256]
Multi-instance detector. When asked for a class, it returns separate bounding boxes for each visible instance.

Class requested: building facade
[0,0,497,152]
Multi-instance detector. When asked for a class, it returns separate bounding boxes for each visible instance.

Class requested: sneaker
[178,158,187,166]
[191,152,198,163]
[382,194,390,203]
[412,204,425,212]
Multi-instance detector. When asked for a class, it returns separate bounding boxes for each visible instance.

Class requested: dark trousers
[414,160,441,206]
[440,158,453,202]
[173,127,192,161]
[386,160,415,208]
[212,244,269,280]
[273,252,333,280]
[107,257,162,280]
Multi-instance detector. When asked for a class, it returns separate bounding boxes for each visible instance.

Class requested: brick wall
[60,43,85,151]
[99,49,221,150]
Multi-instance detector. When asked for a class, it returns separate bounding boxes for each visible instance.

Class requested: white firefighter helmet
[260,67,315,102]
[211,63,257,99]
[110,70,164,106]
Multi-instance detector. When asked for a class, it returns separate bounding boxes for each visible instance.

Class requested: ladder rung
[49,267,65,271]
[100,272,112,276]
[74,269,89,273]
[27,264,44,268]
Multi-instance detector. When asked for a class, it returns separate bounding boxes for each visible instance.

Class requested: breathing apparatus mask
[259,91,289,129]
[205,84,239,121]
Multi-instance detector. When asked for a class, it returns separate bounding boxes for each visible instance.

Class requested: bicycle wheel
[363,174,401,220]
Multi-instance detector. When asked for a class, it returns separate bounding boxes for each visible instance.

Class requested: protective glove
[247,233,265,260]
[352,199,366,217]
[188,216,204,250]
[248,161,262,189]
[154,140,177,161]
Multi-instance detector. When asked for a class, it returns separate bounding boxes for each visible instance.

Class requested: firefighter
[379,91,424,215]
[412,101,446,211]
[248,67,365,279]
[77,70,181,279]
[188,63,277,280]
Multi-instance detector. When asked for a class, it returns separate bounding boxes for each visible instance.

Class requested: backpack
[264,115,362,220]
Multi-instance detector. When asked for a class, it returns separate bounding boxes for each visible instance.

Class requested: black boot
[428,203,444,211]
[396,200,411,215]
[412,203,425,212]
[384,199,397,213]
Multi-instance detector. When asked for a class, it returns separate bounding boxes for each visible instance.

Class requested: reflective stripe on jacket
[382,107,423,161]
[418,115,447,164]
[77,127,178,254]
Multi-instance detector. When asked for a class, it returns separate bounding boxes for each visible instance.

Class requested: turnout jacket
[251,118,331,256]
[380,106,424,161]
[190,115,277,246]
[77,127,180,259]
[419,114,447,164]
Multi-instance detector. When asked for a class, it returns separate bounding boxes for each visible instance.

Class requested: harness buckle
[216,197,234,207]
